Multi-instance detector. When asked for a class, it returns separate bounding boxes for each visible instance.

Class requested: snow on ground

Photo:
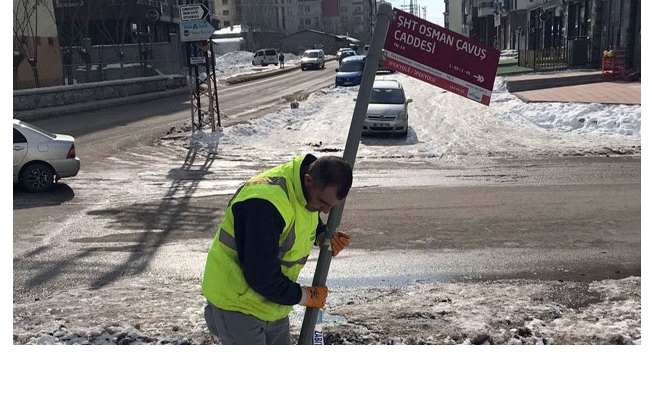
[10,49,645,400]
[193,52,640,165]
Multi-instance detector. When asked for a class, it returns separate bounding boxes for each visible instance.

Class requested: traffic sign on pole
[180,4,210,21]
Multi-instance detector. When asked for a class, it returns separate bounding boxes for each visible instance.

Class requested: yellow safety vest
[201,155,318,321]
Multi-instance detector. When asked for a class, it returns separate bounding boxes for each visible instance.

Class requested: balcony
[477,1,496,18]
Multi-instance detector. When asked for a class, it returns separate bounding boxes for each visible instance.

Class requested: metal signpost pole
[297,1,394,345]
[210,41,221,127]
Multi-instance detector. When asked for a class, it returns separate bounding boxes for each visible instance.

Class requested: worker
[202,154,353,344]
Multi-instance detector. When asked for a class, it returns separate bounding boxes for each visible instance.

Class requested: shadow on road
[86,143,219,290]
[22,139,220,292]
[13,183,75,209]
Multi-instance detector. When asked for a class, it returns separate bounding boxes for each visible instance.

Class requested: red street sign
[381,8,500,105]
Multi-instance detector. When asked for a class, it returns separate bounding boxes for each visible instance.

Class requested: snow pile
[490,78,641,136]
[214,51,301,80]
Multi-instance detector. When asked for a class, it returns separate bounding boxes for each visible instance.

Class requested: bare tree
[13,0,42,87]
[48,0,103,84]
[95,0,130,79]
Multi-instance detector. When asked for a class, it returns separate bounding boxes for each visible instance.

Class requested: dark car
[335,55,366,87]
[338,50,357,65]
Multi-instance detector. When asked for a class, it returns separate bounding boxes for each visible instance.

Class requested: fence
[59,58,181,85]
[525,48,568,71]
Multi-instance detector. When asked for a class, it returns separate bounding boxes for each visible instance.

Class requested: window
[222,0,228,4]
[223,10,229,16]
[370,88,405,105]
[13,129,26,144]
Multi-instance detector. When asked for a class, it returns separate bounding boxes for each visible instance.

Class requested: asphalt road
[12,66,641,304]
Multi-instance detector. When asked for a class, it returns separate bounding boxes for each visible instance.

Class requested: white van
[252,48,279,66]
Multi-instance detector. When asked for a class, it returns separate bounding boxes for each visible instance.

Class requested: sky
[391,0,446,25]
[9,50,645,397]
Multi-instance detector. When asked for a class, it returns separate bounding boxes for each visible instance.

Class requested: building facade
[14,0,63,89]
[446,0,639,73]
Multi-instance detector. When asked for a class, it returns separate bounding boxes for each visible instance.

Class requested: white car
[362,80,412,137]
[300,49,325,70]
[13,119,80,192]
[252,48,279,66]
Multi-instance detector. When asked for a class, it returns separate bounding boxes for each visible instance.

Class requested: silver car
[300,49,325,70]
[13,119,80,192]
[362,80,413,137]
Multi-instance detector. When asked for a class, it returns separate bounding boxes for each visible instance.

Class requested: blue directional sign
[180,19,215,42]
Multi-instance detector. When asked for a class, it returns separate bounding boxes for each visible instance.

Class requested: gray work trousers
[204,302,292,345]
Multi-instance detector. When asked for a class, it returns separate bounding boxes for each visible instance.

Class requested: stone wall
[13,75,187,117]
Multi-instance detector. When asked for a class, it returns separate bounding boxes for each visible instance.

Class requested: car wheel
[20,163,54,193]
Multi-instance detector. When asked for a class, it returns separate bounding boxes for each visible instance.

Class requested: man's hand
[331,231,351,257]
[300,286,328,308]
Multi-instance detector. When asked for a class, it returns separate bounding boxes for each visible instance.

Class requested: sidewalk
[502,70,641,105]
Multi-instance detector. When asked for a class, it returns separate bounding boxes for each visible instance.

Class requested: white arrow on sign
[180,4,210,22]
[473,74,485,83]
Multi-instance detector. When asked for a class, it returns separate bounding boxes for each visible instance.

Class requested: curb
[504,71,604,92]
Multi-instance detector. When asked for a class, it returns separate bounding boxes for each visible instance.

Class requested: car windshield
[339,60,364,72]
[303,50,320,57]
[369,88,405,104]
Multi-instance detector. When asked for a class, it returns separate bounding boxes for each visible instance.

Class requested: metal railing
[58,58,180,85]
[525,48,568,71]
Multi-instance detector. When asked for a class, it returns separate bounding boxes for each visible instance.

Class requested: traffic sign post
[180,5,220,136]
[381,8,500,105]
[297,1,395,345]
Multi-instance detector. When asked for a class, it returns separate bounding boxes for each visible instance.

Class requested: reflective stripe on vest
[219,175,308,268]
[218,224,309,267]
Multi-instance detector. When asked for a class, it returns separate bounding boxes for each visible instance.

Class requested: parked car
[335,55,366,87]
[13,119,80,192]
[252,48,279,66]
[300,49,325,70]
[336,47,353,59]
[362,79,413,137]
[338,50,357,65]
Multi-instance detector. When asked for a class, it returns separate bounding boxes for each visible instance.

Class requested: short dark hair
[308,156,353,200]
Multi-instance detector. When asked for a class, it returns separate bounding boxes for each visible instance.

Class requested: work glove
[299,286,328,308]
[330,231,351,257]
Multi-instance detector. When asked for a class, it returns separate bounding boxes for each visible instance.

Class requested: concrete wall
[13,75,187,114]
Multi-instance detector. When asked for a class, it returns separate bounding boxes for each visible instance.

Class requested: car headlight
[398,109,407,120]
